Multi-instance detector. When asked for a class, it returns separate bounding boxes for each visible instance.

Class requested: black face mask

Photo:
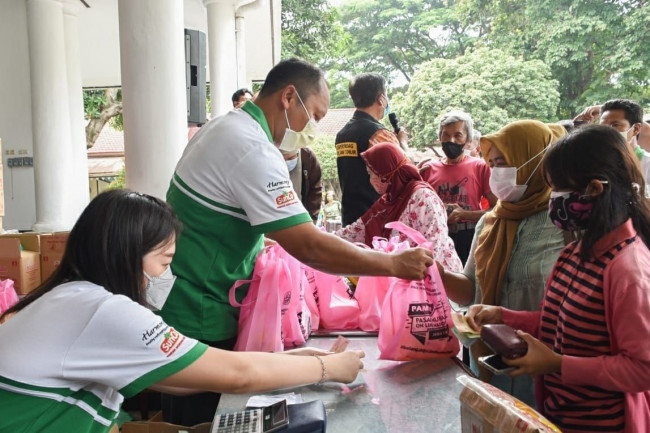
[441,142,464,159]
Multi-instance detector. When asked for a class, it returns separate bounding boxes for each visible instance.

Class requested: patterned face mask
[548,188,603,232]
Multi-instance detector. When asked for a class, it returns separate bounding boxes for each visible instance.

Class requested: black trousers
[449,228,475,366]
[449,228,476,266]
[161,336,237,425]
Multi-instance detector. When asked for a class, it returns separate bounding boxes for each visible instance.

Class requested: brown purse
[480,324,528,359]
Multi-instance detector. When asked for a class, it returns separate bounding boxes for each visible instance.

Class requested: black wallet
[480,324,528,359]
[284,400,326,433]
[246,400,326,433]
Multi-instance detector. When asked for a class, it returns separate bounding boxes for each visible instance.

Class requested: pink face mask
[369,173,388,195]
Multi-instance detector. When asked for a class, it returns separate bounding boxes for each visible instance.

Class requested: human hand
[392,247,434,279]
[573,104,601,125]
[324,350,365,383]
[446,203,464,224]
[465,304,502,331]
[397,129,409,148]
[506,331,562,377]
[329,335,349,353]
[417,158,433,170]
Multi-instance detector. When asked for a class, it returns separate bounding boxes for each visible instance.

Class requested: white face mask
[619,125,634,143]
[285,156,299,172]
[489,147,546,203]
[144,265,176,311]
[278,91,317,153]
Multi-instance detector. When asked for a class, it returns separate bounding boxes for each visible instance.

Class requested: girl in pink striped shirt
[467,125,650,433]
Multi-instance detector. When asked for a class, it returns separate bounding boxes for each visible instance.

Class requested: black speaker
[185,29,206,124]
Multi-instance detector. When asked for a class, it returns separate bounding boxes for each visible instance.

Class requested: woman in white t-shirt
[0,189,364,433]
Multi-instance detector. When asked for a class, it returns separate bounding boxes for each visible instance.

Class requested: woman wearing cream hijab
[442,120,566,406]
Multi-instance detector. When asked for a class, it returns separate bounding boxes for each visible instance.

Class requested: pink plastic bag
[275,247,312,348]
[0,279,19,314]
[306,268,359,330]
[229,247,283,352]
[355,236,410,332]
[377,222,460,360]
[229,245,311,351]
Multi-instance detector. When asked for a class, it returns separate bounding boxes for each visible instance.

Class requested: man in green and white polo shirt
[160,59,434,423]
[161,58,434,350]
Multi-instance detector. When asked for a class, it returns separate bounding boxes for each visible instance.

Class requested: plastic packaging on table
[457,375,561,433]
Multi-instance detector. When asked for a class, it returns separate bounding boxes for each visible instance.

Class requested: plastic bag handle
[229,279,253,307]
[384,221,428,246]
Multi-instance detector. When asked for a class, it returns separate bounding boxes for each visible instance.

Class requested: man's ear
[279,85,297,111]
[633,122,643,137]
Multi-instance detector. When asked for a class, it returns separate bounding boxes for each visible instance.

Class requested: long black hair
[1,189,182,320]
[543,125,650,260]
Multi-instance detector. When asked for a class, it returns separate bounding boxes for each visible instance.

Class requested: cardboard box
[0,233,41,295]
[40,232,69,281]
[458,375,560,433]
[121,412,212,433]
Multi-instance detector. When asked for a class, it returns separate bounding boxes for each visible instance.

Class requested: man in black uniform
[335,73,408,226]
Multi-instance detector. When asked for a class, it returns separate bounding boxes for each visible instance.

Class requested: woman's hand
[506,331,562,377]
[465,304,502,331]
[323,350,365,384]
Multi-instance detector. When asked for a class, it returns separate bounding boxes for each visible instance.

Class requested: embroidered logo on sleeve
[160,327,185,357]
[336,142,358,157]
[266,180,292,193]
[275,190,299,208]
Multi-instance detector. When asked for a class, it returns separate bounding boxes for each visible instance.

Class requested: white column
[62,0,89,221]
[205,0,238,117]
[235,14,246,88]
[27,0,74,232]
[118,0,188,199]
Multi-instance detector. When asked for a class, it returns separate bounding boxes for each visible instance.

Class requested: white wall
[243,0,281,84]
[0,0,36,230]
[0,0,280,230]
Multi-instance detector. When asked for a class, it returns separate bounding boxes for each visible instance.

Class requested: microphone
[388,112,400,134]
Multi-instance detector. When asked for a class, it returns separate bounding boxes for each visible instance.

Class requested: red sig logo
[160,328,183,356]
[275,190,295,206]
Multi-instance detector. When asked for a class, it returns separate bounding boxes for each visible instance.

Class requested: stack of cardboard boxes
[0,232,69,295]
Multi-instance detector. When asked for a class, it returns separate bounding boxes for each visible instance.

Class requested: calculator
[211,399,289,433]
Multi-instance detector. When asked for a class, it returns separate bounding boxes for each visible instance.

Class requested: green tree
[281,0,346,63]
[83,88,123,148]
[337,0,476,84]
[457,0,650,116]
[395,48,560,149]
[310,135,340,197]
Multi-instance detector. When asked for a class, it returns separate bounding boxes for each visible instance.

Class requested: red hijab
[360,143,431,245]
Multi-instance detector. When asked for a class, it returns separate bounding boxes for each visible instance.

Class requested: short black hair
[348,73,386,108]
[258,58,326,100]
[557,119,575,133]
[601,99,644,126]
[231,88,253,103]
[1,189,182,321]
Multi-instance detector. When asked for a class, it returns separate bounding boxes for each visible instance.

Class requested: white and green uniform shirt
[0,281,207,433]
[161,101,311,341]
[634,144,650,197]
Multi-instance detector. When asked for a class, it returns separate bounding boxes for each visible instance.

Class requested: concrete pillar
[118,0,188,199]
[62,0,90,220]
[205,0,238,117]
[235,14,246,88]
[27,0,74,232]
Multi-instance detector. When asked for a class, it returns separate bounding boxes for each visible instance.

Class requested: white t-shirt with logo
[161,101,312,342]
[0,281,207,432]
